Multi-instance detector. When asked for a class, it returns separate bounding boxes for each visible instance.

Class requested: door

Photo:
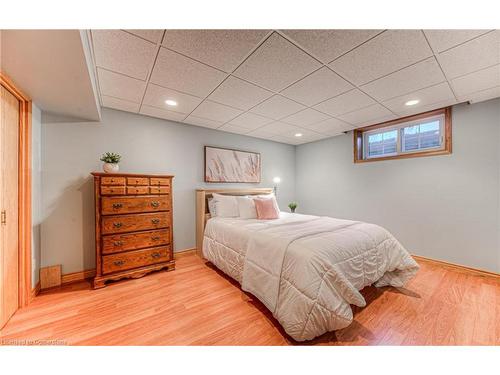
[0,84,19,329]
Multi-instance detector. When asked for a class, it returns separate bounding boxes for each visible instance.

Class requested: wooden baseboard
[30,281,41,300]
[61,269,97,285]
[174,247,197,259]
[54,248,195,286]
[412,254,499,279]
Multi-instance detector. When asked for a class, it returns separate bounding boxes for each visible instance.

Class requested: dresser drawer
[127,177,149,186]
[102,212,170,234]
[101,196,169,215]
[102,229,170,254]
[101,177,126,186]
[102,245,172,274]
[127,186,149,195]
[150,177,170,186]
[149,186,169,194]
[101,186,126,195]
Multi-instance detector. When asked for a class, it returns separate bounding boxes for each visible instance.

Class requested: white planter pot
[103,163,119,173]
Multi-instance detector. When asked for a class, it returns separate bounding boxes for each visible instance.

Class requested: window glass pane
[402,120,441,152]
[367,129,397,158]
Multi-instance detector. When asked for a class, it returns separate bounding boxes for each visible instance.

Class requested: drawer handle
[113,241,123,246]
[112,203,123,209]
[114,260,125,266]
[151,252,161,259]
[151,201,160,208]
[151,236,161,241]
[113,222,123,228]
[151,219,160,224]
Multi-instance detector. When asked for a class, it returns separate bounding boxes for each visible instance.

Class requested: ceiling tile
[423,29,492,53]
[92,30,157,80]
[97,68,146,103]
[101,96,140,113]
[184,115,223,129]
[150,47,227,97]
[337,104,395,126]
[139,105,187,122]
[437,31,500,78]
[233,33,322,91]
[246,128,278,140]
[280,127,322,139]
[281,29,382,63]
[313,89,375,116]
[142,84,202,114]
[329,30,433,85]
[218,124,251,135]
[124,29,164,44]
[396,98,458,118]
[228,112,274,129]
[257,121,302,135]
[451,64,500,97]
[280,67,353,106]
[361,57,446,101]
[308,117,354,135]
[162,30,269,72]
[382,82,455,115]
[462,86,500,104]
[190,100,242,123]
[207,76,273,110]
[281,108,330,127]
[250,95,306,120]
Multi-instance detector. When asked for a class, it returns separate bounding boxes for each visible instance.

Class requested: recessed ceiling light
[405,99,419,106]
[165,99,178,107]
[295,133,303,137]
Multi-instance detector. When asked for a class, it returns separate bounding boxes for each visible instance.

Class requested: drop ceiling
[90,29,500,145]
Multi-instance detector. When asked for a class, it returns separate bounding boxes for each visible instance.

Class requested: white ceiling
[90,29,500,145]
[0,30,101,121]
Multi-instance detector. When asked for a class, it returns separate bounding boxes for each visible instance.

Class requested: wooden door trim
[0,72,32,308]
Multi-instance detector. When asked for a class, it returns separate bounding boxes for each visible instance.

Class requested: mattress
[202,212,419,341]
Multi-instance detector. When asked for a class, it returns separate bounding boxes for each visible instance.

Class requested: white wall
[32,103,42,287]
[296,99,500,273]
[41,108,295,274]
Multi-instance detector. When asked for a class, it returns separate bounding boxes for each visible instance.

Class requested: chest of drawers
[92,172,175,289]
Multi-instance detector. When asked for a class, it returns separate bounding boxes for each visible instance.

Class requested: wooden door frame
[0,72,32,308]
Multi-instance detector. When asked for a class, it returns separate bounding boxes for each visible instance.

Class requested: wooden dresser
[91,172,175,289]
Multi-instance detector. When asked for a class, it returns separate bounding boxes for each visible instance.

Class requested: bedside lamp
[273,176,281,196]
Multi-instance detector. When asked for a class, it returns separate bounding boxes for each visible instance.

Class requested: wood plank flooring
[1,253,499,345]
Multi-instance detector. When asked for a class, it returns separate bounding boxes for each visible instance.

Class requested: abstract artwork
[204,146,261,183]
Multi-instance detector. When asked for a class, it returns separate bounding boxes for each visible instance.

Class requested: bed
[196,189,419,342]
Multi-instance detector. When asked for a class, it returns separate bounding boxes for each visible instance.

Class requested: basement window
[354,107,451,163]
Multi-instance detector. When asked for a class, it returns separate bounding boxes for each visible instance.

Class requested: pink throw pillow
[254,198,280,220]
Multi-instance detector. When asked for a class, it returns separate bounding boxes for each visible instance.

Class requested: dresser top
[91,172,174,178]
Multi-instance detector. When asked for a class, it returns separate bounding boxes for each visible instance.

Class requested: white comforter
[203,212,419,341]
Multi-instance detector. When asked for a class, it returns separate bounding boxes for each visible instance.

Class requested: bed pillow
[212,193,239,217]
[255,194,280,213]
[236,196,257,219]
[254,198,280,220]
[207,197,217,217]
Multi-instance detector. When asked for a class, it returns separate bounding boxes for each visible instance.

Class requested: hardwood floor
[1,252,499,345]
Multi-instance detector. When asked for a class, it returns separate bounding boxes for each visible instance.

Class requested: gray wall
[41,108,295,274]
[32,104,42,287]
[296,99,500,273]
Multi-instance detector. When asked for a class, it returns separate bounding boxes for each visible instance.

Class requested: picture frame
[204,146,261,183]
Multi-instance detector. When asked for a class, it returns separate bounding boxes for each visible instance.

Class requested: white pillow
[207,197,217,217]
[236,196,257,219]
[212,193,239,218]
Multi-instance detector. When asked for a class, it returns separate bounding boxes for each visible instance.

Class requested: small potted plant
[100,152,121,173]
[288,202,298,213]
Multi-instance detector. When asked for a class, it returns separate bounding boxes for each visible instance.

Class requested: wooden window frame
[0,72,32,308]
[353,107,452,163]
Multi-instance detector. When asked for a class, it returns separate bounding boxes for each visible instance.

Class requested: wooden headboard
[195,188,274,257]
